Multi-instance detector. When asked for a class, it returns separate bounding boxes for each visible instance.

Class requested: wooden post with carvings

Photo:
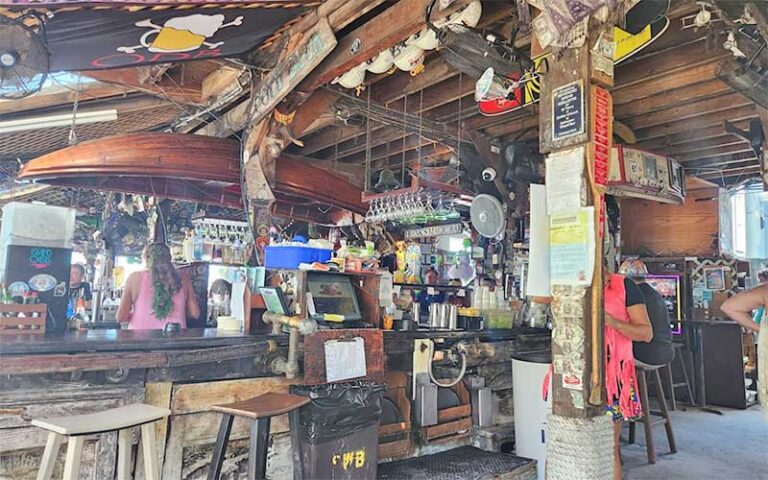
[539,16,614,419]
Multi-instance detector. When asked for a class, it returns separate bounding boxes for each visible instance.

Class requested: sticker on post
[562,373,584,391]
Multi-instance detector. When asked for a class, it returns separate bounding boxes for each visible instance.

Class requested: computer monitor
[306,272,363,322]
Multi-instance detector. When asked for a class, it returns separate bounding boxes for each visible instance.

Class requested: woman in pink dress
[116,243,200,329]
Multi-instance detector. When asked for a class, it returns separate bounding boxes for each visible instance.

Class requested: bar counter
[0,326,550,479]
[0,327,284,355]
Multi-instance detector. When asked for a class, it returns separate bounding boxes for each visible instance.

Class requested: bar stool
[628,365,677,464]
[665,343,696,410]
[32,403,170,480]
[208,392,310,480]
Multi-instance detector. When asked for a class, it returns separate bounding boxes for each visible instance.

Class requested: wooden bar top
[0,328,277,356]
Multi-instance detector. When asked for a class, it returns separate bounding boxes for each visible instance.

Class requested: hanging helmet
[619,259,648,279]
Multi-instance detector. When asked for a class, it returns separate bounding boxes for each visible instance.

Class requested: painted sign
[403,222,463,239]
[249,18,337,126]
[552,80,585,142]
[43,8,305,71]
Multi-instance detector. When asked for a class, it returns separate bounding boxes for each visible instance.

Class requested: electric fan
[0,14,49,100]
[470,194,506,239]
[426,0,530,80]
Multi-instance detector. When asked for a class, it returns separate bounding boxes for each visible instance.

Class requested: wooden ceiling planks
[291,2,765,184]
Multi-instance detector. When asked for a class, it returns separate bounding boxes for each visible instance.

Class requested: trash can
[291,381,385,480]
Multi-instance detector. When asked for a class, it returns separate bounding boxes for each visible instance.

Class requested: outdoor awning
[17,132,366,218]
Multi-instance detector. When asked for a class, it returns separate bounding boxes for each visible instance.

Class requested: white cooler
[512,352,552,480]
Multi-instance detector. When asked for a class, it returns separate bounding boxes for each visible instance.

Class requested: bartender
[68,264,93,317]
[116,243,200,329]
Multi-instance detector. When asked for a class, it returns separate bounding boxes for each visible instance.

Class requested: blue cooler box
[264,245,333,269]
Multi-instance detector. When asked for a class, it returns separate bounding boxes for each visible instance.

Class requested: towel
[604,274,642,420]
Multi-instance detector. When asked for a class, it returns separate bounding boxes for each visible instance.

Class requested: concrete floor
[622,405,768,480]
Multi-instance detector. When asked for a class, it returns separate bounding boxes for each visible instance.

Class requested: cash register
[306,272,365,327]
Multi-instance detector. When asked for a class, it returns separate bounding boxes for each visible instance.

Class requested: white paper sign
[527,184,551,296]
[550,207,595,286]
[324,337,367,382]
[545,146,584,215]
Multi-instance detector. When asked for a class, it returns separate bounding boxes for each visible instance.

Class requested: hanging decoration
[38,6,306,71]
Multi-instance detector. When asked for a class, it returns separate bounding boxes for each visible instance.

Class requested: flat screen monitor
[306,272,362,322]
[645,274,682,335]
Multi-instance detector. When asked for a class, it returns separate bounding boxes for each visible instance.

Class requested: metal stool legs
[208,414,234,480]
[208,409,303,480]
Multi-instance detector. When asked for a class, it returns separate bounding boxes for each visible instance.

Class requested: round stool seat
[211,392,309,419]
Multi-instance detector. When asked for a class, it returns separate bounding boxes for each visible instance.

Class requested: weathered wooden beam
[197,0,386,138]
[640,118,758,151]
[0,82,134,115]
[85,67,204,105]
[298,0,471,92]
[667,137,748,156]
[676,144,756,163]
[200,65,245,102]
[636,104,757,142]
[697,164,761,179]
[622,92,751,131]
[614,79,731,120]
[683,151,758,169]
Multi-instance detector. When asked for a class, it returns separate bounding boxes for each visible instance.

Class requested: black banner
[44,7,304,71]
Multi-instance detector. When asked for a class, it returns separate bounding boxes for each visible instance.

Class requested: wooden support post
[757,106,768,190]
[540,14,614,418]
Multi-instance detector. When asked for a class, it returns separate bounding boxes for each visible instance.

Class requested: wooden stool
[665,343,695,410]
[208,392,310,480]
[628,365,677,464]
[32,403,170,480]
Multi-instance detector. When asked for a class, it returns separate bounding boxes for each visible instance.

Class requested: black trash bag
[291,381,386,444]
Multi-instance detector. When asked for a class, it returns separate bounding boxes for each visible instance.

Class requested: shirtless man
[721,281,766,333]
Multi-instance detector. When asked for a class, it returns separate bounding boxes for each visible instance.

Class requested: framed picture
[259,287,290,315]
[703,267,726,291]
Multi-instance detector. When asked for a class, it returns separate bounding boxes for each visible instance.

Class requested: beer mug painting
[118,14,244,54]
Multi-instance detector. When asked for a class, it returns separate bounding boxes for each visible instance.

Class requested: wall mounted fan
[470,193,506,239]
[0,14,49,100]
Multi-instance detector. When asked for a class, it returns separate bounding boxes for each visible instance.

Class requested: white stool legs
[140,423,160,480]
[36,432,63,480]
[61,436,84,480]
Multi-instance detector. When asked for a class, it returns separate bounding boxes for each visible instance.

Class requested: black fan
[500,141,543,186]
[426,0,530,80]
[0,14,49,100]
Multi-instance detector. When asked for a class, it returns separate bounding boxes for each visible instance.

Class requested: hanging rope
[364,88,372,192]
[67,78,81,146]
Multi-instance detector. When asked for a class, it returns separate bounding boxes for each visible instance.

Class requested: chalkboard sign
[552,80,585,141]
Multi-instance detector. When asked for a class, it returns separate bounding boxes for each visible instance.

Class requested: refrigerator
[4,245,72,334]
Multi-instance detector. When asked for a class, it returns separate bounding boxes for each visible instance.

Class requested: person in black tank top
[619,259,674,366]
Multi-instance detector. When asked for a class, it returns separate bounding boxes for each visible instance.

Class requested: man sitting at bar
[116,243,200,329]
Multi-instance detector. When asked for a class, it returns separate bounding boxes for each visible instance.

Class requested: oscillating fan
[470,194,506,239]
[0,14,49,100]
[426,0,530,80]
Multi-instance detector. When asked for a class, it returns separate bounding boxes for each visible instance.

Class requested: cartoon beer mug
[118,14,243,54]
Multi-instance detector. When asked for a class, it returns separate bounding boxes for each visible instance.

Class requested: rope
[546,414,614,480]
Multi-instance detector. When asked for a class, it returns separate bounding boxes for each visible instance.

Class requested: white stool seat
[32,403,170,436]
[32,403,170,480]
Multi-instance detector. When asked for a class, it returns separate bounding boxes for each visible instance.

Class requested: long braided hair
[144,243,181,320]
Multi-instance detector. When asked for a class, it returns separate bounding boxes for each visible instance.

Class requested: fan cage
[0,15,49,100]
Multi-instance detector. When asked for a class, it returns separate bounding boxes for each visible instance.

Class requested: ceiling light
[0,109,118,134]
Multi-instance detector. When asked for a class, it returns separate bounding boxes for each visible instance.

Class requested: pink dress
[127,272,188,329]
